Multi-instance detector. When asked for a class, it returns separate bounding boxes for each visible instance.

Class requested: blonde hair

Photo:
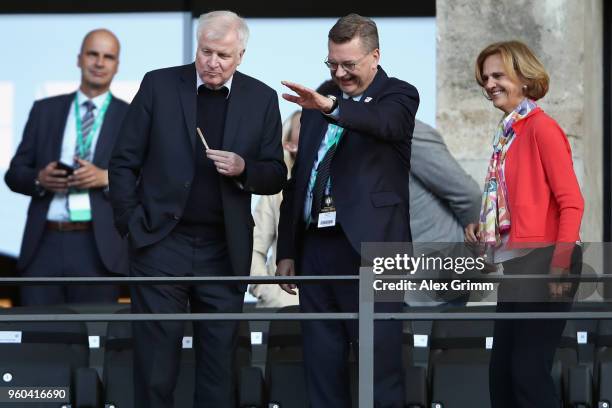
[281,111,301,172]
[282,111,300,144]
[475,40,549,100]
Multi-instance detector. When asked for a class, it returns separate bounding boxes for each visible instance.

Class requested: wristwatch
[326,94,338,114]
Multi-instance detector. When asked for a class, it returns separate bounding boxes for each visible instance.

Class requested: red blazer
[504,107,584,267]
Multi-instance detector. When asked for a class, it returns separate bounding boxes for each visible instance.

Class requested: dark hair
[316,80,339,95]
[328,13,379,52]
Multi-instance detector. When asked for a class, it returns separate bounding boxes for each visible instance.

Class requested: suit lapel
[92,97,117,166]
[52,93,75,160]
[222,71,245,151]
[300,113,328,177]
[360,66,388,101]
[178,63,197,151]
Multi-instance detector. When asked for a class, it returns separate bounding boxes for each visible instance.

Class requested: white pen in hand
[196,127,210,151]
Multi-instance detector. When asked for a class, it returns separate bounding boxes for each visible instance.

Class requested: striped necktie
[311,142,338,219]
[77,100,96,161]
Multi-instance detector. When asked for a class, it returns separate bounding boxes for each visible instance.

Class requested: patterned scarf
[478,98,537,246]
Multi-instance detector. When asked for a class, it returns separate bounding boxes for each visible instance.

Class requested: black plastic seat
[265,305,309,408]
[594,319,612,407]
[0,306,94,408]
[428,309,494,408]
[102,310,195,407]
[102,308,261,407]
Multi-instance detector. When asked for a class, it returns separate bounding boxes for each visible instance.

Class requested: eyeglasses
[324,54,369,72]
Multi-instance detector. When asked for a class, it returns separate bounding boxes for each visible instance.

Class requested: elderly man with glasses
[277,13,419,407]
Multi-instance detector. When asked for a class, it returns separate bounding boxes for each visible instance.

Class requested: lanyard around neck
[325,124,344,149]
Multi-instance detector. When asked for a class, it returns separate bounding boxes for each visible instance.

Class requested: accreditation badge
[317,195,337,228]
[68,192,92,221]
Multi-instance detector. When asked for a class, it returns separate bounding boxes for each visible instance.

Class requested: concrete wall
[436,0,603,241]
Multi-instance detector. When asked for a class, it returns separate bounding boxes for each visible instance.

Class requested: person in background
[249,110,301,308]
[410,120,481,243]
[4,29,128,305]
[465,40,583,408]
[409,119,482,305]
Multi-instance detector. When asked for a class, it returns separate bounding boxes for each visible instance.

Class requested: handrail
[1,267,609,406]
[0,274,606,285]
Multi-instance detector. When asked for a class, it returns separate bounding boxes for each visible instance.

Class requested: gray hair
[196,10,250,50]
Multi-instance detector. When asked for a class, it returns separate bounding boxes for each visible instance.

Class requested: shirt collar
[196,72,232,99]
[76,89,110,109]
[342,92,362,102]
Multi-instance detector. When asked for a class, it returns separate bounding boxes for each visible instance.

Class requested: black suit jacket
[4,92,130,275]
[277,68,419,268]
[109,63,286,277]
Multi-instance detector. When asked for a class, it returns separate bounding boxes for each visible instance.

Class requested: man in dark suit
[277,14,419,407]
[109,11,285,408]
[5,29,128,305]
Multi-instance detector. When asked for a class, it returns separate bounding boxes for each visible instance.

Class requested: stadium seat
[102,308,262,407]
[266,306,426,407]
[265,305,309,408]
[0,306,97,407]
[403,321,427,408]
[594,319,612,407]
[427,310,494,408]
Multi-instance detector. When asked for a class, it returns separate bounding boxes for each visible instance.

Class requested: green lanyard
[306,123,344,202]
[305,124,345,225]
[322,124,344,193]
[324,124,344,151]
[74,93,111,159]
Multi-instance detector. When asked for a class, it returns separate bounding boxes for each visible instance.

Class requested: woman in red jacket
[465,41,583,408]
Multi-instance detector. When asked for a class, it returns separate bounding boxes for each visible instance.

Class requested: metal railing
[1,269,612,406]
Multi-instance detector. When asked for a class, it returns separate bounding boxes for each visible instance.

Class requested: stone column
[436,0,603,241]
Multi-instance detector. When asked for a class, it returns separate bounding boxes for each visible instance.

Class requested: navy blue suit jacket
[109,64,286,277]
[4,92,130,275]
[277,67,419,268]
